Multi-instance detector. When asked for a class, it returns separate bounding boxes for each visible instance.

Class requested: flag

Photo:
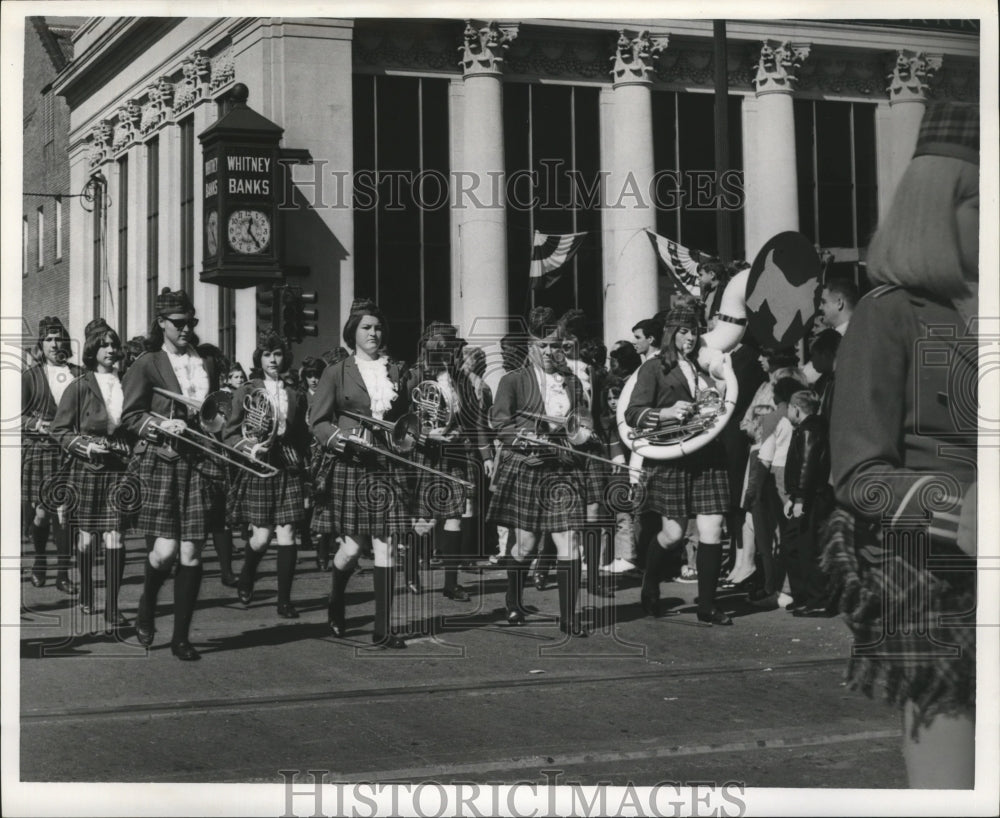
[645,230,706,298]
[529,230,587,290]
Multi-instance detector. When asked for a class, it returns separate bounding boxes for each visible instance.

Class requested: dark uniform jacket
[224,378,310,469]
[50,372,130,469]
[23,362,83,437]
[489,365,586,445]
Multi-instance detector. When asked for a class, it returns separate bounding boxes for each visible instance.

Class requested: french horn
[411,380,455,437]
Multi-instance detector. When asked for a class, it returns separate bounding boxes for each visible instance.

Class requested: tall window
[219,287,236,362]
[92,182,104,320]
[55,197,62,261]
[353,75,451,361]
[146,137,160,326]
[503,84,603,325]
[795,100,877,286]
[36,207,44,269]
[179,117,195,295]
[652,92,745,260]
[117,156,129,337]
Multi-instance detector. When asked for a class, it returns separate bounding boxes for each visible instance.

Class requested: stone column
[457,20,517,336]
[603,29,667,345]
[881,50,942,213]
[745,40,810,256]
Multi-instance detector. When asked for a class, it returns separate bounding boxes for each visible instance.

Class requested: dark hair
[763,347,800,370]
[251,331,292,374]
[699,260,729,285]
[659,323,700,375]
[773,376,804,405]
[579,337,607,369]
[82,328,122,370]
[500,333,528,372]
[228,362,248,380]
[631,319,659,340]
[809,328,842,359]
[300,356,327,379]
[35,325,73,364]
[527,306,559,340]
[342,305,388,351]
[823,278,859,309]
[609,343,642,378]
[196,343,229,374]
[282,370,300,389]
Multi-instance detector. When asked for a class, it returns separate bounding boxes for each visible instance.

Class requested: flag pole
[714,20,733,264]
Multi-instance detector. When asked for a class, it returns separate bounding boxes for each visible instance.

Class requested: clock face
[227,209,272,255]
[205,210,218,256]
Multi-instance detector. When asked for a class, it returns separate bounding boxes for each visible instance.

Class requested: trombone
[150,387,279,478]
[518,409,594,447]
[511,428,644,476]
[337,411,474,490]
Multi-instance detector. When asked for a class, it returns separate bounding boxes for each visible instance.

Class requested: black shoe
[785,601,806,612]
[220,571,239,588]
[328,619,345,638]
[170,640,201,661]
[793,606,834,618]
[640,590,661,618]
[317,557,330,572]
[560,619,589,638]
[372,632,406,649]
[79,603,97,615]
[748,592,779,610]
[533,573,547,592]
[697,609,734,626]
[135,618,155,647]
[443,586,471,602]
[30,567,47,588]
[105,610,131,628]
[238,586,254,605]
[506,609,525,626]
[407,580,422,595]
[56,576,79,595]
[277,603,300,619]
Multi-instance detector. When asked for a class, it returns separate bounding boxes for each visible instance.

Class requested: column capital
[752,40,810,96]
[459,20,519,78]
[886,50,942,104]
[610,29,668,87]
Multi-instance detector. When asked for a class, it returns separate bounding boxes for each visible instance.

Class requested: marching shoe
[443,585,471,602]
[560,618,589,638]
[532,572,547,592]
[170,640,201,661]
[135,616,155,647]
[372,632,406,649]
[237,586,254,606]
[277,603,300,619]
[105,610,131,628]
[697,609,733,626]
[506,609,525,626]
[55,576,79,595]
[79,603,96,616]
[30,565,47,587]
[640,590,661,618]
[219,571,239,588]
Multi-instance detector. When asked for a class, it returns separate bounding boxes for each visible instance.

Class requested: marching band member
[489,307,589,637]
[22,316,80,594]
[405,324,475,603]
[50,319,132,625]
[225,331,310,618]
[299,356,329,571]
[310,299,412,648]
[121,288,221,661]
[625,302,733,625]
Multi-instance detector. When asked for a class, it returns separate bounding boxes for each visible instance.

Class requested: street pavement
[17,538,905,788]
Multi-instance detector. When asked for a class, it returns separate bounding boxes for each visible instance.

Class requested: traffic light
[256,286,281,336]
[279,287,319,344]
[299,291,319,340]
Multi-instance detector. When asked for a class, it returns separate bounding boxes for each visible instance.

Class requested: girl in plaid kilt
[625,302,731,625]
[120,288,221,662]
[488,307,589,637]
[403,325,481,603]
[22,316,81,594]
[50,321,135,626]
[821,102,979,788]
[310,300,412,649]
[225,332,310,619]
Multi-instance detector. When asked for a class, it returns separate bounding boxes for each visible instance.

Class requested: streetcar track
[22,657,844,724]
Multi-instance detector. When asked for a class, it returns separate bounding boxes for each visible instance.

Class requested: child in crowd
[782,389,832,616]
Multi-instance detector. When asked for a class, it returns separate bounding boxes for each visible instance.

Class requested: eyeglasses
[163,317,199,330]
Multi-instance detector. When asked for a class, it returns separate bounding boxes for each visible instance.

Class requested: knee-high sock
[505,561,527,613]
[440,528,463,592]
[696,542,723,616]
[139,559,172,623]
[213,527,234,576]
[238,543,266,591]
[585,532,602,595]
[642,542,666,596]
[30,521,50,569]
[556,559,581,629]
[404,537,421,584]
[460,517,477,560]
[78,546,94,607]
[328,563,354,623]
[171,563,203,644]
[104,547,126,617]
[53,519,72,580]
[316,532,331,566]
[276,546,297,606]
[373,565,394,638]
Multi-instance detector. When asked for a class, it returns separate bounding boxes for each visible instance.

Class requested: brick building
[21,17,84,334]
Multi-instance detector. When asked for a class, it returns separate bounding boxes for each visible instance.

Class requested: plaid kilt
[22,437,66,508]
[126,446,213,541]
[60,458,139,531]
[312,453,411,537]
[228,469,306,527]
[409,442,474,520]
[488,448,586,533]
[641,458,729,519]
[820,507,976,733]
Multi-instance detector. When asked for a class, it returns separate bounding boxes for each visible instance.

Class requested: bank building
[25,16,980,366]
